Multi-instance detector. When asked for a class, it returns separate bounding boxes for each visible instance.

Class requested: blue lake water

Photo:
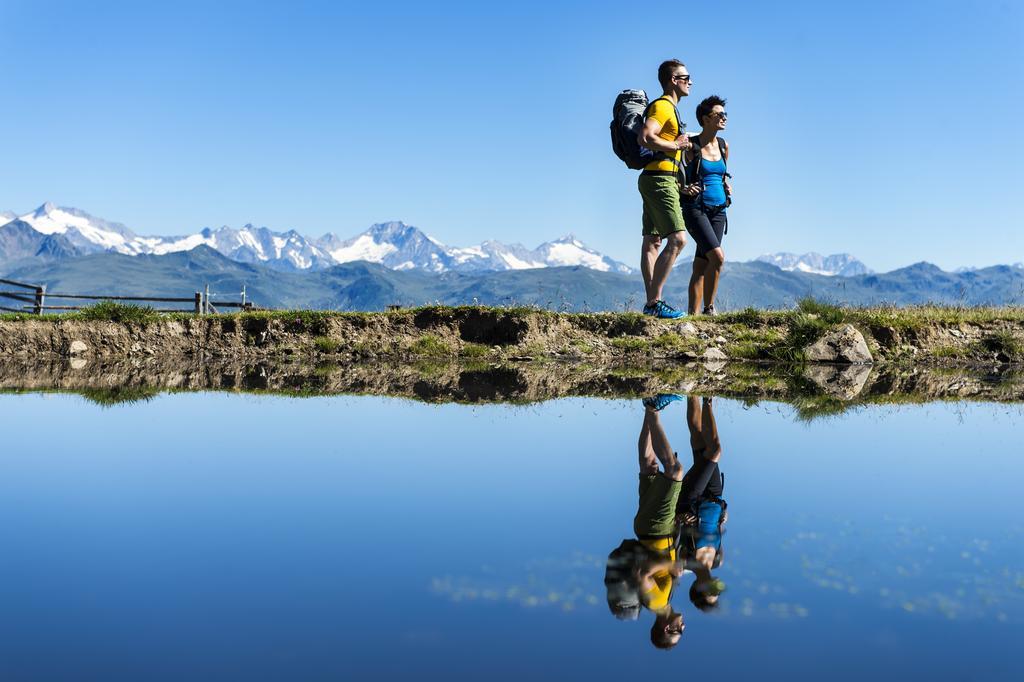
[0,392,1021,680]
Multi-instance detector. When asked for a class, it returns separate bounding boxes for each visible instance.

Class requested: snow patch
[328,234,397,263]
[501,253,545,270]
[543,243,610,271]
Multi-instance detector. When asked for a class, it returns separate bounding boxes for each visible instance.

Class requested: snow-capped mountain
[0,211,16,225]
[315,223,633,274]
[756,252,872,277]
[0,219,82,265]
[956,262,1024,273]
[16,202,144,254]
[317,221,453,273]
[3,203,634,274]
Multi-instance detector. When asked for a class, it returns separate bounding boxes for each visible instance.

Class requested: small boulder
[674,322,698,336]
[68,340,89,356]
[805,324,873,364]
[702,347,728,362]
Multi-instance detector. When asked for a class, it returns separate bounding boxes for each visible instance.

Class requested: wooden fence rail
[0,277,257,315]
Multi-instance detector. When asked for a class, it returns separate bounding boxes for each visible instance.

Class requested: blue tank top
[698,157,728,208]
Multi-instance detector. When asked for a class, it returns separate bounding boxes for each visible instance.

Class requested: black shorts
[677,448,723,514]
[682,203,728,259]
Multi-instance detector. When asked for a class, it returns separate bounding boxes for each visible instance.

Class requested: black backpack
[610,90,681,170]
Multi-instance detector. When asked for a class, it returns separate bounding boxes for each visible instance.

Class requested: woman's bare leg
[702,247,725,312]
[688,256,706,314]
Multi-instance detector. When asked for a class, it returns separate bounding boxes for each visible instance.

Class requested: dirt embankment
[0,307,1022,366]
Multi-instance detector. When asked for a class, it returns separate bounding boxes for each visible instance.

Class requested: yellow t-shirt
[639,537,677,611]
[642,570,674,611]
[643,98,683,173]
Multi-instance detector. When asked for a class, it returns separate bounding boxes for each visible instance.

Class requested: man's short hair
[650,621,681,650]
[696,95,727,125]
[658,59,687,90]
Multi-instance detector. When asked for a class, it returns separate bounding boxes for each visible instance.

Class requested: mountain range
[0,203,633,274]
[3,244,1022,313]
[755,252,872,277]
[4,202,1021,312]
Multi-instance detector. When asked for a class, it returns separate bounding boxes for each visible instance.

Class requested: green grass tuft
[460,342,491,358]
[797,298,847,325]
[313,336,342,353]
[409,334,452,356]
[71,301,160,324]
[610,337,650,352]
[982,330,1023,359]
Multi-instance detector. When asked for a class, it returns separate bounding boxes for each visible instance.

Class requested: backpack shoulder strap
[643,96,668,118]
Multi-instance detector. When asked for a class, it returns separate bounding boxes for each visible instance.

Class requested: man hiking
[638,59,694,319]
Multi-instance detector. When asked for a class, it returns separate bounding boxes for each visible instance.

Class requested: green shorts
[634,473,682,538]
[638,173,685,237]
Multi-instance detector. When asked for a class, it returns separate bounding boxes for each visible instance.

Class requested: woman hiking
[682,95,731,316]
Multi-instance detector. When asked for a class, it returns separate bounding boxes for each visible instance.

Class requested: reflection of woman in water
[679,396,727,611]
[679,395,729,606]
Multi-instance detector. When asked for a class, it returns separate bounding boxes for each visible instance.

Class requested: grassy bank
[1,300,1023,366]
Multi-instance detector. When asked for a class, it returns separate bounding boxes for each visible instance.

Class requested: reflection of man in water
[634,395,686,649]
[679,395,727,611]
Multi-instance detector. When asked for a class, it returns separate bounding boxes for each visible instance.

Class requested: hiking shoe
[642,393,684,411]
[642,302,656,316]
[702,305,717,316]
[650,300,685,319]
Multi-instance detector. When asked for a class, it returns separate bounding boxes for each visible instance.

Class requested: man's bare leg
[638,419,659,475]
[648,231,687,306]
[644,407,684,481]
[641,235,662,304]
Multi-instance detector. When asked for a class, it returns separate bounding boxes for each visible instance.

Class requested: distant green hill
[4,246,1024,311]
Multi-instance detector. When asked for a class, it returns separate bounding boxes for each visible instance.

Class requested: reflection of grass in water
[79,386,161,406]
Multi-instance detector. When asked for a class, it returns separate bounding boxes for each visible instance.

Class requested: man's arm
[638,117,690,154]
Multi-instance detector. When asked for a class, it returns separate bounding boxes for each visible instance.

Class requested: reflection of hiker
[637,60,694,320]
[683,96,731,316]
[605,394,689,648]
[678,395,727,611]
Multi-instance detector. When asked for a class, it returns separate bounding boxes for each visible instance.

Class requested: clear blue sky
[1,0,1021,272]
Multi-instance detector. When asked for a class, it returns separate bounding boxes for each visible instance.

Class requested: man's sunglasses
[672,74,691,83]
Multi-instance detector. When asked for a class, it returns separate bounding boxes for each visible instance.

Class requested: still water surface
[0,392,1021,680]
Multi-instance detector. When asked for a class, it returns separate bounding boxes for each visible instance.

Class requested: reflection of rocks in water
[804,324,873,364]
[0,356,1022,408]
[804,363,873,400]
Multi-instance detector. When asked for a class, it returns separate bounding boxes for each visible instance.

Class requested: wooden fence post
[194,292,203,315]
[33,284,46,315]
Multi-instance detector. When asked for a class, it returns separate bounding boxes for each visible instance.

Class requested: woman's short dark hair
[696,95,727,125]
[658,59,687,90]
[689,581,721,612]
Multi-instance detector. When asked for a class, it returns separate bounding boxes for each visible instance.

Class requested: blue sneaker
[650,300,685,319]
[642,393,684,411]
[642,302,656,315]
